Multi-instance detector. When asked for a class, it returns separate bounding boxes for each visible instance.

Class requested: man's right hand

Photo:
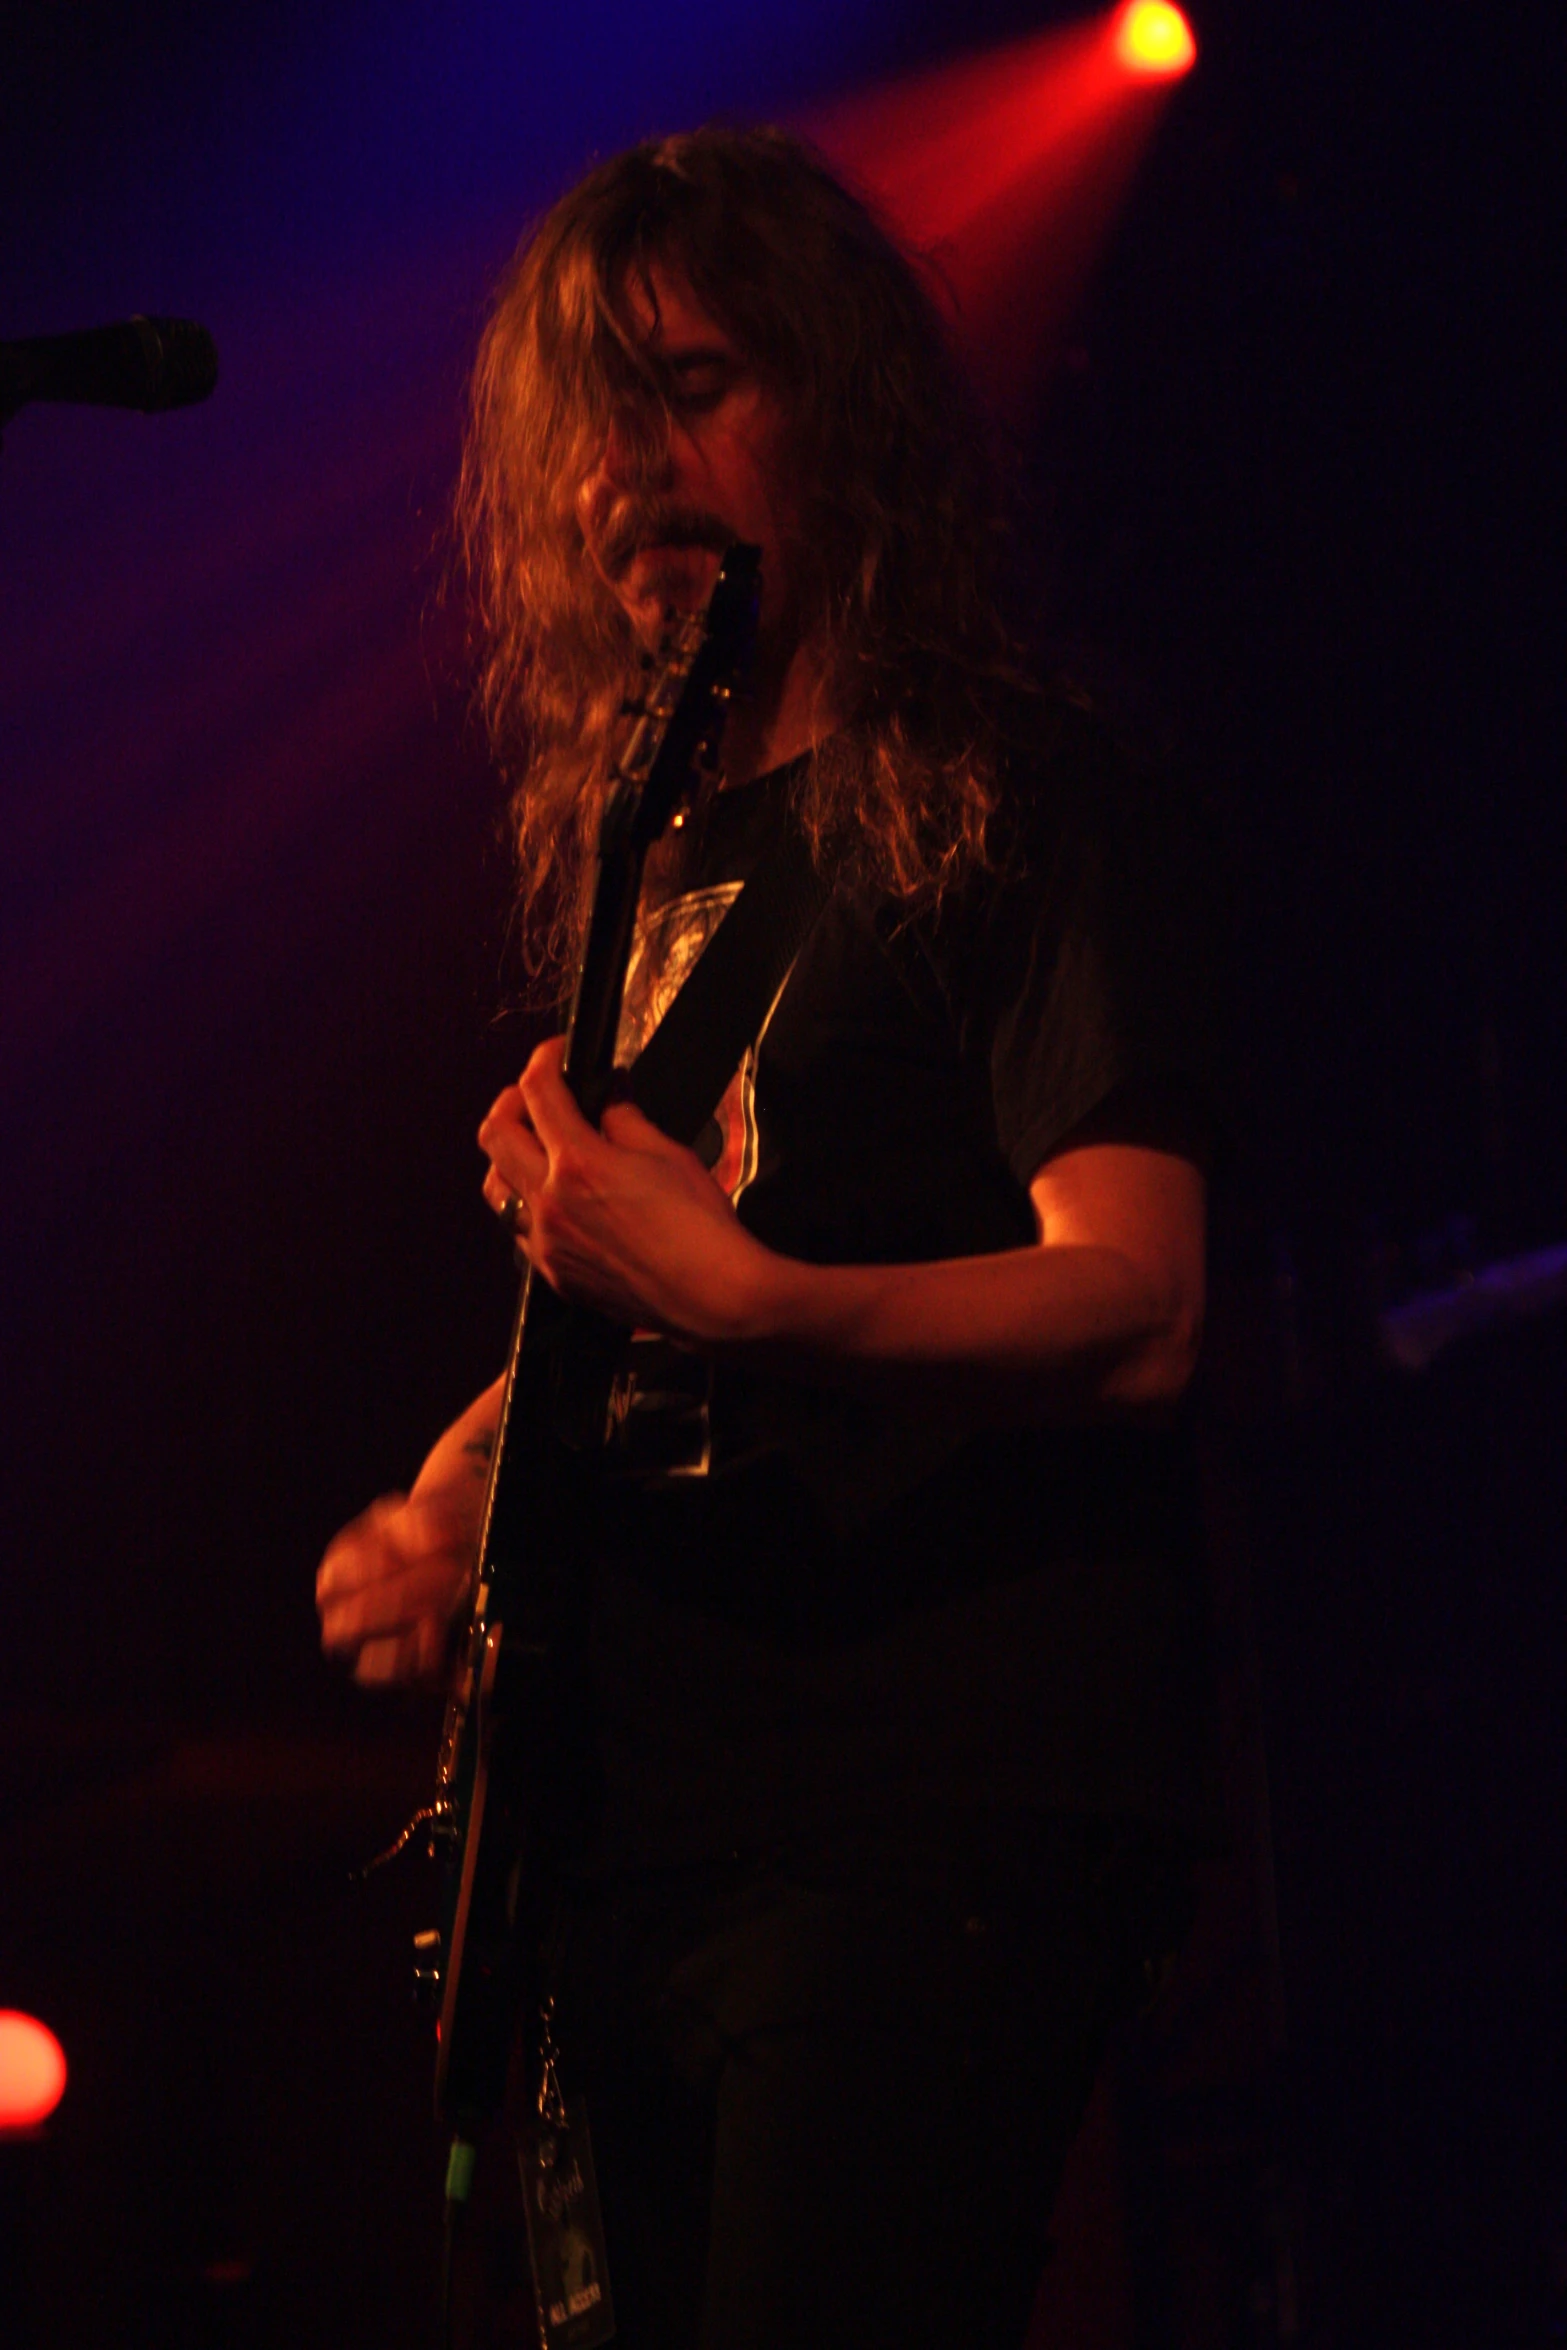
[316,1492,478,1685]
[316,1375,503,1685]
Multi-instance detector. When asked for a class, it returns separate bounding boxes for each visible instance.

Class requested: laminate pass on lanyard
[519,2099,617,2350]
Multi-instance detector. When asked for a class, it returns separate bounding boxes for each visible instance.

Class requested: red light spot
[0,2011,67,2131]
[203,2258,255,2287]
[1115,2,1198,77]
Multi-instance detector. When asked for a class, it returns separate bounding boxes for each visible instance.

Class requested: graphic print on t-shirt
[618,881,757,1204]
[609,879,794,1482]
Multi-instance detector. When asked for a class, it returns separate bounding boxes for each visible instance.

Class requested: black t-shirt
[586,697,1219,1869]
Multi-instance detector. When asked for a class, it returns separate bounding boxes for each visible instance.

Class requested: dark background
[2,2,1563,2342]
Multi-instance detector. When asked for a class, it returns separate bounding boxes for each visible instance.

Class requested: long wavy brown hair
[455,124,1042,990]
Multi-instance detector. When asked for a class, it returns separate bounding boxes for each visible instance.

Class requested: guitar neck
[473,817,649,1611]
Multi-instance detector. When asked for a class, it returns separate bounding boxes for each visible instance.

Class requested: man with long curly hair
[318,127,1216,2349]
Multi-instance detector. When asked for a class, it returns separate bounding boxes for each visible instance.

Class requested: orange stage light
[0,2009,68,2132]
[803,3,1198,415]
[1115,2,1198,78]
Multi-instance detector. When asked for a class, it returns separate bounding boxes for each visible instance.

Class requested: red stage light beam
[802,3,1198,414]
[0,2010,68,2133]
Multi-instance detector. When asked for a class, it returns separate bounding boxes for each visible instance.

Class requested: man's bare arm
[725,1144,1204,1420]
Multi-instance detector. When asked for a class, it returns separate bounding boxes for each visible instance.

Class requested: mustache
[594,499,734,580]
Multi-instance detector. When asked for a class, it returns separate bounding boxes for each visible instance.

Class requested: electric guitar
[416,545,761,2179]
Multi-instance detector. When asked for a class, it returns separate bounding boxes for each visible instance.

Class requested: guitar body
[432,1280,609,2128]
[424,547,762,2148]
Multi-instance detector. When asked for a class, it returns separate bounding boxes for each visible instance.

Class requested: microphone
[0,317,218,419]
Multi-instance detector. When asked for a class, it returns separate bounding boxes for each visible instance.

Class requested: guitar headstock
[601,542,762,853]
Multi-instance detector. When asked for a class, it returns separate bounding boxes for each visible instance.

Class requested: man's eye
[668,364,734,413]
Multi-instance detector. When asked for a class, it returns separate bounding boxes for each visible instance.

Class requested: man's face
[575,263,801,654]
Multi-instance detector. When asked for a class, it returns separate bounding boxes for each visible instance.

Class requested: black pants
[462,1813,1192,2350]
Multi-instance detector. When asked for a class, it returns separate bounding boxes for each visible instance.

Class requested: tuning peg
[413,1927,444,2007]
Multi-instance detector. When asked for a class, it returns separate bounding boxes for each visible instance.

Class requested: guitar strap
[622,805,832,1150]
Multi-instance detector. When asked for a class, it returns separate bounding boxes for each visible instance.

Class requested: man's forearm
[734,1240,1201,1419]
[409,1373,507,1503]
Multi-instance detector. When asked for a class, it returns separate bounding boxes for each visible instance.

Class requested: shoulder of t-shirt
[922,681,1223,1173]
[1009,688,1227,1173]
